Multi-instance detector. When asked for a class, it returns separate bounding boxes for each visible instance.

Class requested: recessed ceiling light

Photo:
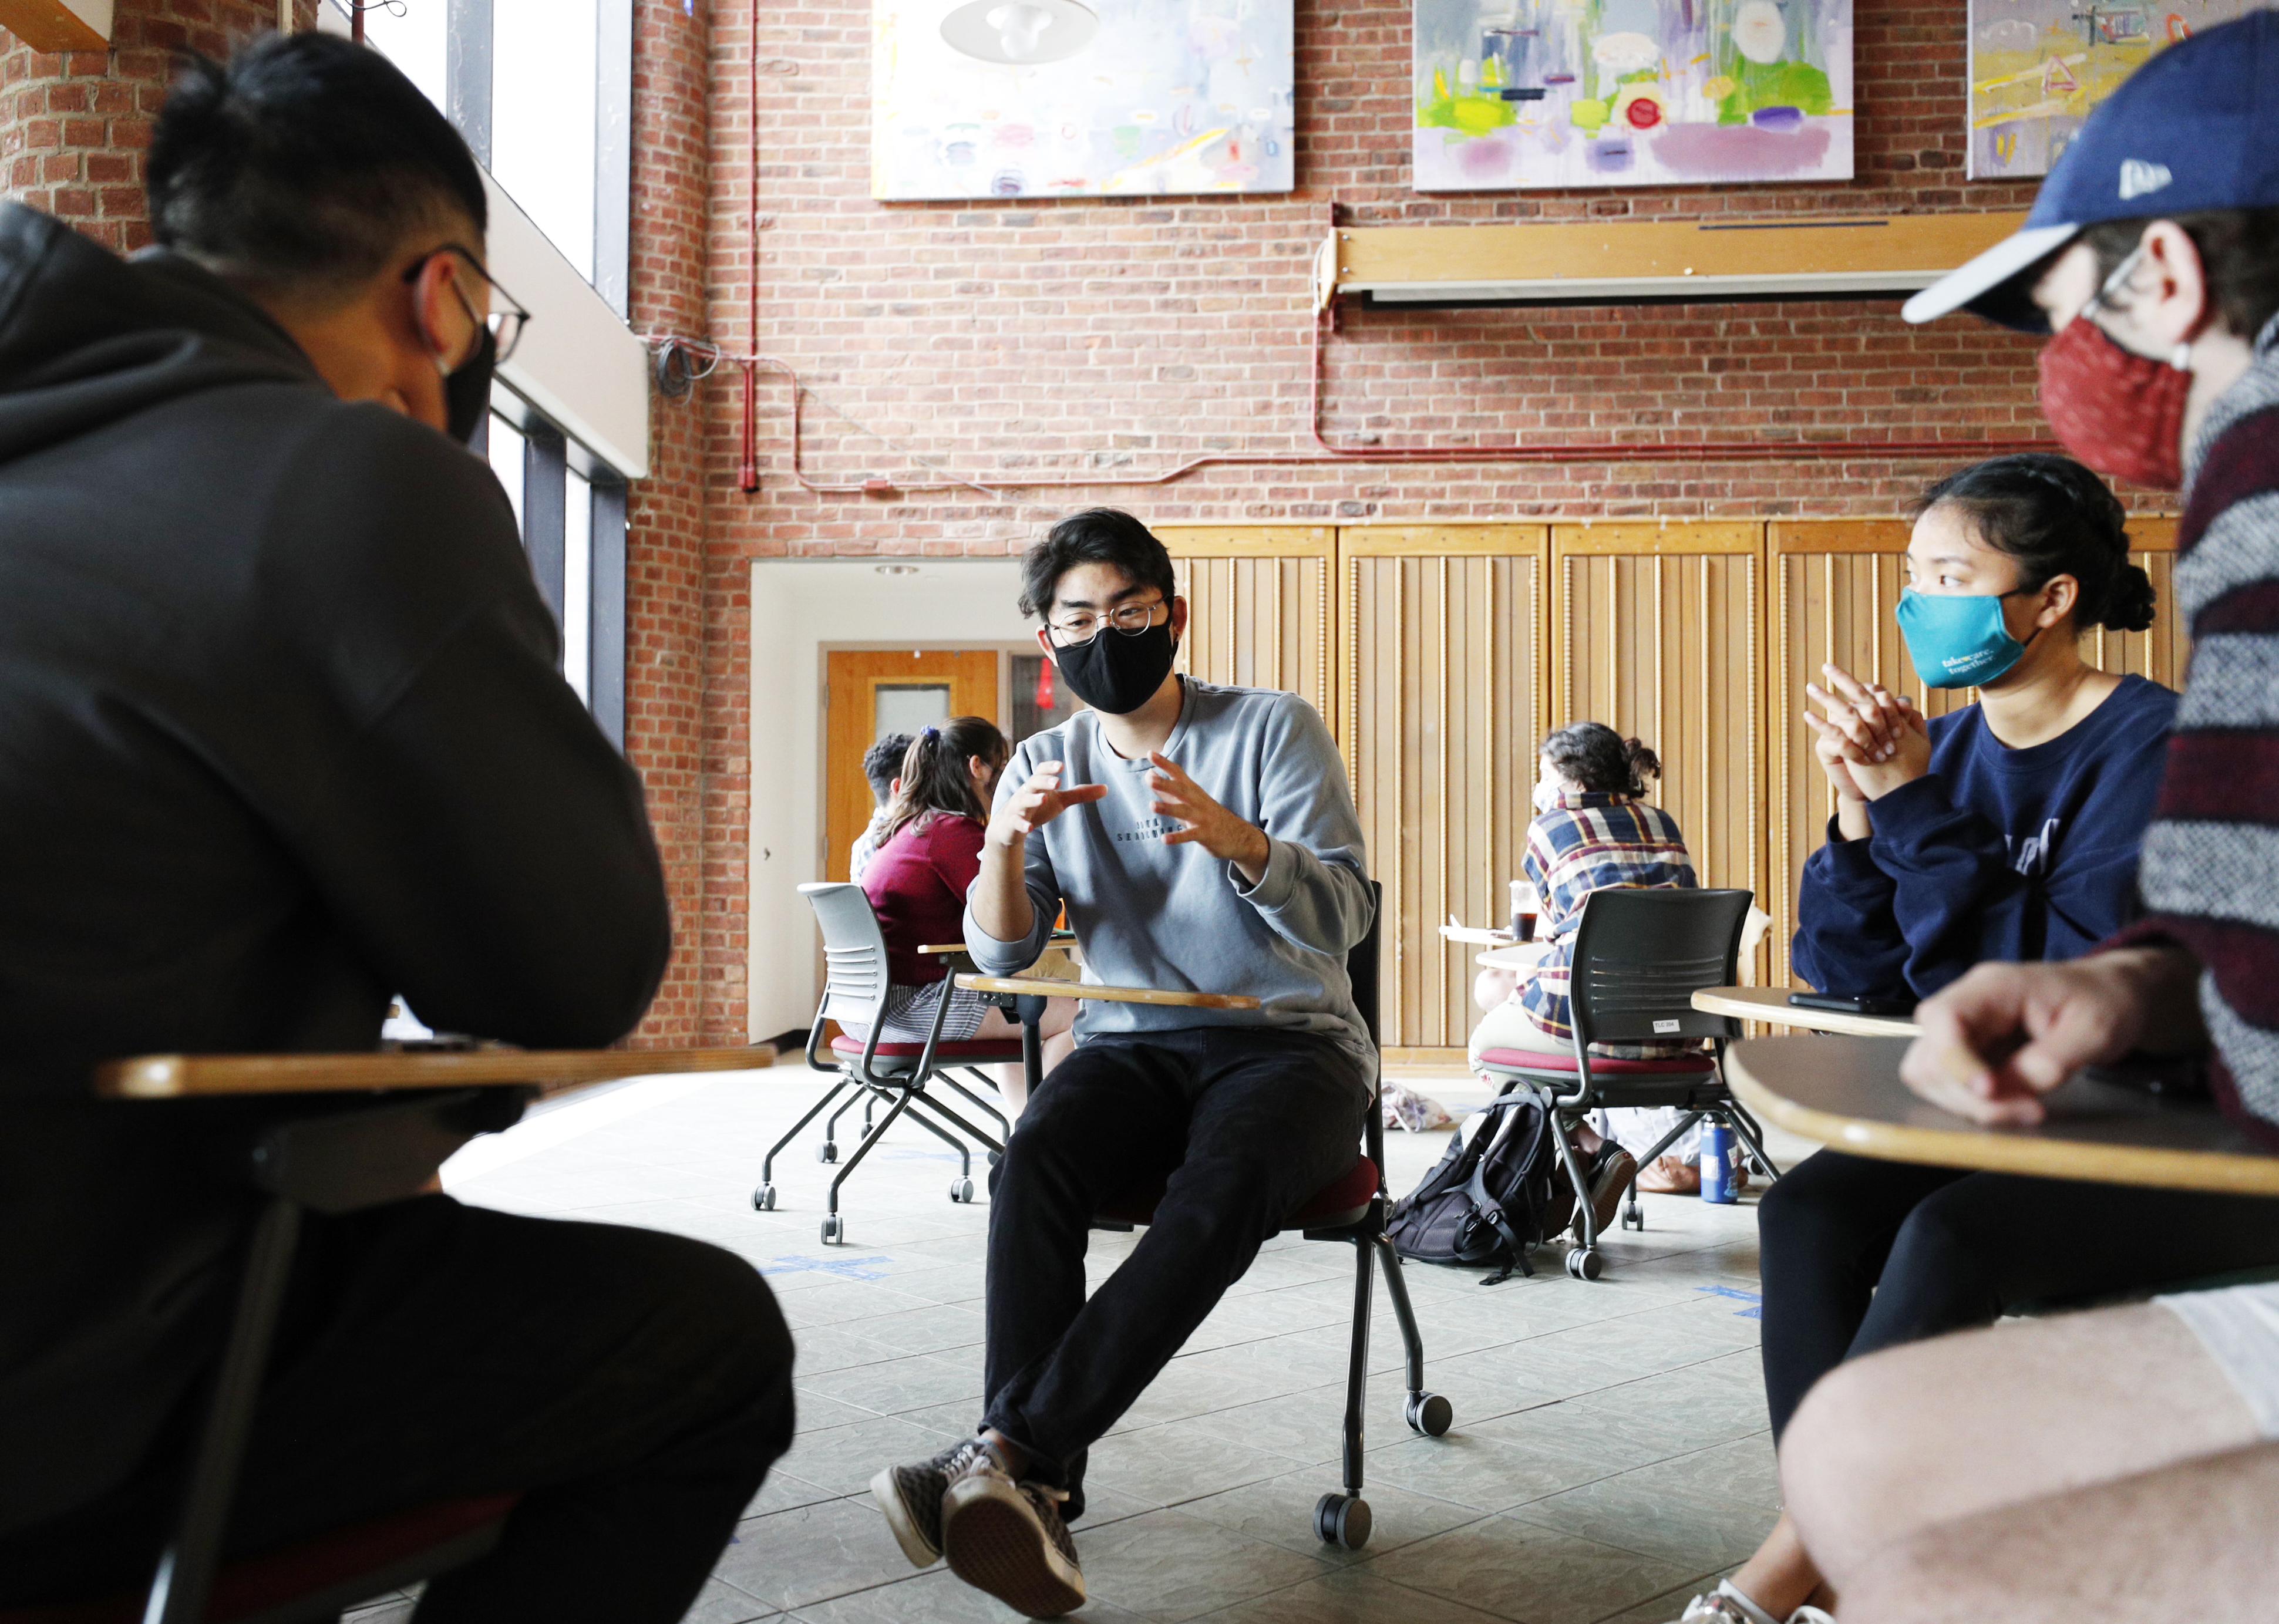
[875,564,921,576]
[940,0,1100,65]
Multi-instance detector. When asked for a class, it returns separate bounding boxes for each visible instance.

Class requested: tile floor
[348,1060,1817,1624]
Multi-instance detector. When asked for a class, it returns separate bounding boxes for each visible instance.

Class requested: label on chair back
[1652,1019,1681,1033]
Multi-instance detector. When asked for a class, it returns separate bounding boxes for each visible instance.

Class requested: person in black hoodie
[0,35,793,1622]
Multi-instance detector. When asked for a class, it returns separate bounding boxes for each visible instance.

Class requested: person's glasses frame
[1046,596,1170,648]
[401,242,533,372]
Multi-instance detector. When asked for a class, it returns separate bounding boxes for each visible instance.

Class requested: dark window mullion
[594,0,633,317]
[589,480,627,748]
[521,423,568,648]
[447,0,494,167]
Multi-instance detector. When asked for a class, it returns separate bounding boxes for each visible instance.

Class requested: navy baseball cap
[1904,8,2279,331]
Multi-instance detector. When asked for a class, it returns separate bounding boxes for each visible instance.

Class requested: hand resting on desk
[1897,948,2209,1124]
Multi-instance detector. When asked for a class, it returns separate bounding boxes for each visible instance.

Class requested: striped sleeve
[2135,406,2279,1148]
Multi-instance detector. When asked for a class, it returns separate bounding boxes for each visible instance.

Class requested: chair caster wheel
[752,1184,777,1211]
[1620,1204,1644,1232]
[821,1215,843,1244]
[1566,1247,1603,1281]
[1404,1391,1453,1437]
[950,1177,975,1203]
[1313,1491,1372,1551]
[816,1142,838,1164]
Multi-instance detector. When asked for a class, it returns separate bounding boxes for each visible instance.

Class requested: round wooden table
[1724,1035,2279,1196]
[1692,985,1922,1038]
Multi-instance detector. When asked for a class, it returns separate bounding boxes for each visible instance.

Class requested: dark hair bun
[1539,721,1659,797]
[2099,561,2159,633]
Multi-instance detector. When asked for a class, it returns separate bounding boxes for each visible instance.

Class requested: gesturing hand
[1897,949,2202,1125]
[1147,752,1270,878]
[988,761,1107,850]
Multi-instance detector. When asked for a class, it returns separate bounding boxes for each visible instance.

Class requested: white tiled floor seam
[359,1065,1800,1623]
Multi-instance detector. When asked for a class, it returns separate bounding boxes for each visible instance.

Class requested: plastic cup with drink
[1508,880,1539,943]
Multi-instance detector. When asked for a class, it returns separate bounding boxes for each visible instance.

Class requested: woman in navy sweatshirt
[1670,456,2279,1624]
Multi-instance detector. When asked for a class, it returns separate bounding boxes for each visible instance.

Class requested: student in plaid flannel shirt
[1467,722,1708,1193]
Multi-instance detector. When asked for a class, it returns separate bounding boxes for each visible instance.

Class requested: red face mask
[2035,267,2194,491]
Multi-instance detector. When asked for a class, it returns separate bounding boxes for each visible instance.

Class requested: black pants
[0,1197,796,1622]
[1758,1149,2279,1440]
[981,1027,1366,1518]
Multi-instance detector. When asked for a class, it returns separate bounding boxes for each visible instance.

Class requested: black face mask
[1053,621,1178,715]
[444,327,496,447]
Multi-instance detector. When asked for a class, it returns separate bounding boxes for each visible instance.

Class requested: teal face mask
[1894,589,2036,689]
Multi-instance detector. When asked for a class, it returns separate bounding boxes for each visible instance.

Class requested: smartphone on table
[1787,991,1918,1017]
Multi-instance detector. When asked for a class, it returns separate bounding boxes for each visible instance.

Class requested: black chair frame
[756,883,1014,1244]
[134,1088,530,1624]
[1477,887,1780,1280]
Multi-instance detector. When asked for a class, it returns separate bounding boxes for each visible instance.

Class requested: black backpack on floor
[1386,1092,1576,1285]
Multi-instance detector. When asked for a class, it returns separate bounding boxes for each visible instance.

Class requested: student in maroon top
[851,716,1075,1107]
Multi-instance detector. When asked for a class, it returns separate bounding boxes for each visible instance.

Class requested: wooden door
[823,649,998,881]
[1766,516,2185,988]
[1341,527,1551,1059]
[1155,526,1337,721]
[1552,523,1769,982]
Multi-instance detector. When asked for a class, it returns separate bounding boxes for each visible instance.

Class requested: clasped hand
[1802,662,1931,802]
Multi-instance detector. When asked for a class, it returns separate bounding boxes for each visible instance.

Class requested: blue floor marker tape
[762,1253,894,1282]
[1696,1284,1763,1319]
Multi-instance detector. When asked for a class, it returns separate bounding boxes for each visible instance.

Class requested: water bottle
[1699,1122,1738,1204]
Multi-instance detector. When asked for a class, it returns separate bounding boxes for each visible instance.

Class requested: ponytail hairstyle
[880,715,1010,843]
[1540,722,1661,797]
[1910,453,2158,634]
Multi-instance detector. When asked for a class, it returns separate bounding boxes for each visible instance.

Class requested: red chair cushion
[1097,1155,1378,1230]
[0,1495,519,1624]
[831,1035,1025,1061]
[1475,1046,1716,1076]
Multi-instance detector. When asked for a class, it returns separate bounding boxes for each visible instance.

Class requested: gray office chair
[1474,887,1778,1280]
[755,882,1018,1244]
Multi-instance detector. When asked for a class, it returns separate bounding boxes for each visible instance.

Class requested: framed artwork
[1412,0,1854,191]
[1967,0,2254,180]
[870,0,1296,200]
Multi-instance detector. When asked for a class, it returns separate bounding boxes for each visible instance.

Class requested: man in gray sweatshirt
[871,510,1375,1618]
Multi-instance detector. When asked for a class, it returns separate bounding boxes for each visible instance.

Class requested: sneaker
[942,1461,1086,1619]
[1583,1143,1638,1235]
[1668,1581,1782,1624]
[870,1435,999,1569]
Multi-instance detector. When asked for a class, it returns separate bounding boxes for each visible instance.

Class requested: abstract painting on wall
[1967,0,2253,180]
[1412,0,1854,191]
[871,0,1295,200]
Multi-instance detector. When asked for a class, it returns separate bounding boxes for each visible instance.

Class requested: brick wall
[2,1,312,251]
[626,0,718,1044]
[681,0,2093,1040]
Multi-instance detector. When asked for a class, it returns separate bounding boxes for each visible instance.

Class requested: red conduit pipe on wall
[737,0,763,492]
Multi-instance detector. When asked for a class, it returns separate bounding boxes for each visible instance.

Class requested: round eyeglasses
[1047,598,1167,646]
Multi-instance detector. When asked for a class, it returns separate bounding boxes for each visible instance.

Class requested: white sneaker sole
[942,1474,1085,1619]
[869,1465,942,1569]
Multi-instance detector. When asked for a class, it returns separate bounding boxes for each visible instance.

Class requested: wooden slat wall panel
[1766,517,2185,988]
[1553,524,1769,985]
[1341,528,1550,1056]
[1157,527,1335,723]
